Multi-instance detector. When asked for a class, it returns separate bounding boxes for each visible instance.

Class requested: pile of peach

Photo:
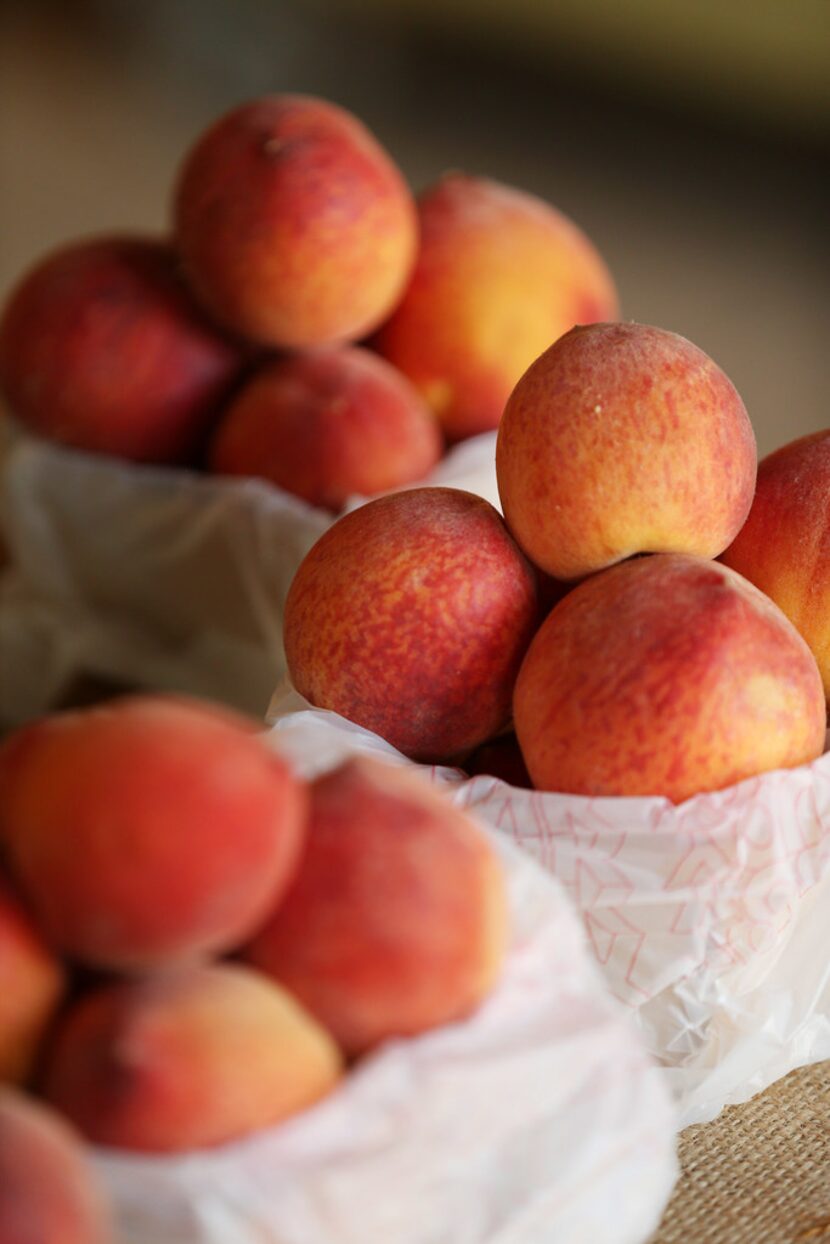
[0,93,617,511]
[0,695,506,1238]
[284,319,830,805]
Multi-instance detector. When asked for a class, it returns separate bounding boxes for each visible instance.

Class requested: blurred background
[1,0,827,454]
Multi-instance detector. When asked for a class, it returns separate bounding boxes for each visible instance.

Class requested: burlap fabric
[652,1062,830,1244]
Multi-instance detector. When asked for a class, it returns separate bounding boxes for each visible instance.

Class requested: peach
[174,95,417,348]
[721,431,830,698]
[244,757,506,1055]
[284,487,539,761]
[514,554,826,803]
[0,236,243,463]
[0,696,306,970]
[372,172,618,441]
[42,964,342,1152]
[0,1088,113,1243]
[0,881,64,1084]
[209,345,442,510]
[496,322,757,580]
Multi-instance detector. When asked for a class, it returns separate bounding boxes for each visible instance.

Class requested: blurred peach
[373,173,618,441]
[42,964,342,1152]
[209,346,442,510]
[0,236,243,463]
[245,757,507,1055]
[175,95,417,348]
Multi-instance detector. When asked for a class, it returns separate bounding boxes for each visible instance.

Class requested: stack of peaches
[0,93,616,513]
[2,85,829,1241]
[283,320,830,805]
[0,695,506,1239]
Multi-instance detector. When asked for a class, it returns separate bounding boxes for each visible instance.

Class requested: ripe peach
[372,172,618,441]
[721,431,830,697]
[0,236,243,463]
[209,345,442,510]
[283,487,539,762]
[0,696,307,971]
[174,95,417,348]
[496,322,757,580]
[42,964,342,1152]
[0,1088,112,1244]
[514,554,826,803]
[244,757,507,1055]
[0,882,65,1084]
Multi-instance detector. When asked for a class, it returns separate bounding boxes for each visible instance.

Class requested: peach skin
[0,1088,113,1243]
[513,554,826,803]
[721,430,830,698]
[496,322,757,580]
[0,236,243,464]
[209,345,442,510]
[174,94,417,348]
[41,964,342,1152]
[372,172,618,441]
[283,486,540,762]
[244,757,507,1055]
[0,881,65,1084]
[0,696,307,971]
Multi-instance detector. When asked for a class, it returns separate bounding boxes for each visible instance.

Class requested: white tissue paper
[0,431,501,726]
[93,712,677,1244]
[268,688,830,1130]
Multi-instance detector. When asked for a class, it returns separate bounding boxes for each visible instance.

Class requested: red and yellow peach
[174,95,417,348]
[284,487,539,761]
[496,322,757,580]
[373,173,618,441]
[513,554,826,803]
[245,757,507,1054]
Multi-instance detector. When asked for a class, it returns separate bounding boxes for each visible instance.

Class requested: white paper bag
[91,716,677,1244]
[268,688,830,1129]
[0,432,501,725]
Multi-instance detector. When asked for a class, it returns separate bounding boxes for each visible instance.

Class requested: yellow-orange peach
[244,757,507,1055]
[514,555,826,803]
[209,346,442,510]
[721,431,830,698]
[0,1088,112,1243]
[372,173,618,441]
[42,964,342,1152]
[0,236,243,464]
[0,882,64,1084]
[0,696,306,971]
[174,95,417,348]
[283,487,539,761]
[496,323,757,579]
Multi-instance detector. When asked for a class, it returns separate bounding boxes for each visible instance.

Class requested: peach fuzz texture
[174,94,417,348]
[209,345,442,511]
[41,964,342,1153]
[283,487,540,762]
[244,757,507,1055]
[0,1088,113,1244]
[0,882,65,1084]
[496,322,757,580]
[721,430,830,698]
[513,554,826,804]
[0,696,307,971]
[0,236,243,464]
[372,172,618,442]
